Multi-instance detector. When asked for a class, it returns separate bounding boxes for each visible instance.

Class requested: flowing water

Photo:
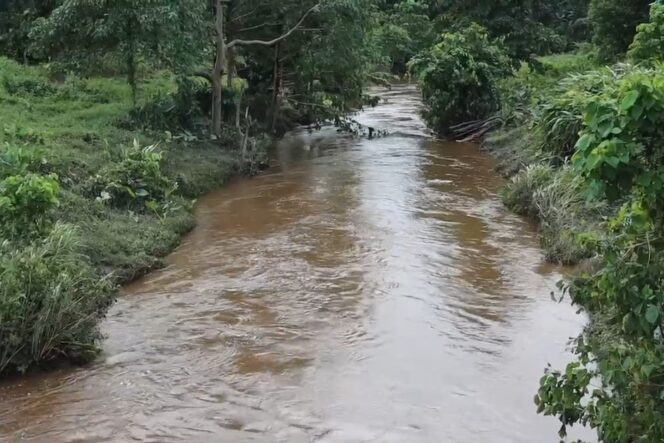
[0,85,590,442]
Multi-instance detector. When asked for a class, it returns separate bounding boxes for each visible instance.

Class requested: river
[0,85,590,442]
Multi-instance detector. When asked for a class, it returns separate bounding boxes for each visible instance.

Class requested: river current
[0,85,589,442]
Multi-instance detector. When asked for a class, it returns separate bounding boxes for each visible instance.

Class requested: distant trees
[589,0,651,61]
[12,0,374,137]
[30,0,207,104]
[629,3,664,63]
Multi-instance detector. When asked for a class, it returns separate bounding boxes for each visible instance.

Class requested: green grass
[501,164,607,264]
[1,58,243,277]
[488,50,609,264]
[0,57,246,374]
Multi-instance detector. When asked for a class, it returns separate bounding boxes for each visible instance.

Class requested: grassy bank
[484,45,664,437]
[0,58,259,374]
[483,52,612,264]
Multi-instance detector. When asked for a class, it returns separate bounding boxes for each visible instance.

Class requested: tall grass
[502,164,605,264]
[0,224,114,374]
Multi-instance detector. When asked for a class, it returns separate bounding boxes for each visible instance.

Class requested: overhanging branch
[227,3,320,48]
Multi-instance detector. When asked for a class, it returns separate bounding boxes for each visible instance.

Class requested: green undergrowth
[500,163,607,264]
[0,57,252,375]
[485,51,611,264]
[490,43,664,438]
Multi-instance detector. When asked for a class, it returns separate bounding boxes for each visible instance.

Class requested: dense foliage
[534,67,664,442]
[409,24,511,133]
[589,0,651,61]
[485,8,664,437]
[437,0,588,61]
[629,3,664,63]
[5,4,664,442]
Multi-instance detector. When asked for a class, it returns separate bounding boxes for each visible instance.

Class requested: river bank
[0,57,265,375]
[480,52,608,266]
[477,49,664,438]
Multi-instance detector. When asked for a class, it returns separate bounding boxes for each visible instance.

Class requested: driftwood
[449,116,503,142]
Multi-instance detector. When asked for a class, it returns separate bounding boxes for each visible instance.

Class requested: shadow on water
[0,85,593,442]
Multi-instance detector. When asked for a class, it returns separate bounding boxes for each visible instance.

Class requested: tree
[409,23,511,134]
[629,3,664,63]
[435,0,572,62]
[372,0,435,74]
[196,0,320,137]
[588,0,651,61]
[0,0,56,63]
[30,0,207,104]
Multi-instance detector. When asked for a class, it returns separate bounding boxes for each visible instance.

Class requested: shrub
[1,76,57,97]
[629,3,664,63]
[502,164,555,217]
[88,141,175,211]
[409,23,511,134]
[533,68,618,159]
[0,223,114,374]
[589,0,651,62]
[0,145,41,176]
[572,67,664,201]
[537,65,664,442]
[0,172,60,240]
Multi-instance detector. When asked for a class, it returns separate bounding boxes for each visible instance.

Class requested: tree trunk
[235,90,243,128]
[126,20,138,106]
[211,76,222,137]
[270,42,282,134]
[210,0,226,137]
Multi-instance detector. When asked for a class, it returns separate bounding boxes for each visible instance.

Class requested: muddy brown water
[0,85,591,442]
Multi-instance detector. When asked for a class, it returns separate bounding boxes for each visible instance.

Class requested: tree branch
[194,71,212,82]
[227,3,320,48]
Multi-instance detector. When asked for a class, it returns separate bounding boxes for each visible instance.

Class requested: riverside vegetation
[405,1,664,441]
[0,0,381,375]
[2,0,664,441]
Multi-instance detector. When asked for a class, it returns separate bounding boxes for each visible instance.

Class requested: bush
[0,172,60,240]
[629,3,664,63]
[589,0,650,61]
[533,68,618,159]
[88,141,175,211]
[502,164,556,216]
[537,65,664,442]
[1,76,57,97]
[0,224,114,374]
[572,67,664,201]
[409,23,511,134]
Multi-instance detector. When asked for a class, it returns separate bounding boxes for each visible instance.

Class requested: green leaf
[642,364,656,378]
[620,90,640,112]
[605,156,620,168]
[586,151,602,170]
[645,304,660,325]
[576,134,593,151]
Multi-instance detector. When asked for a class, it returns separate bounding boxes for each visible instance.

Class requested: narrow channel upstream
[0,85,589,442]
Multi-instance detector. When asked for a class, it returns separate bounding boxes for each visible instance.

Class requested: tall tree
[197,0,320,137]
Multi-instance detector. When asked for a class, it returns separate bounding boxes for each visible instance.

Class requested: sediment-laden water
[0,85,590,442]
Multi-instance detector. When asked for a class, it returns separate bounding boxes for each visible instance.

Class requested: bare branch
[231,8,259,23]
[237,21,280,32]
[227,3,320,48]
